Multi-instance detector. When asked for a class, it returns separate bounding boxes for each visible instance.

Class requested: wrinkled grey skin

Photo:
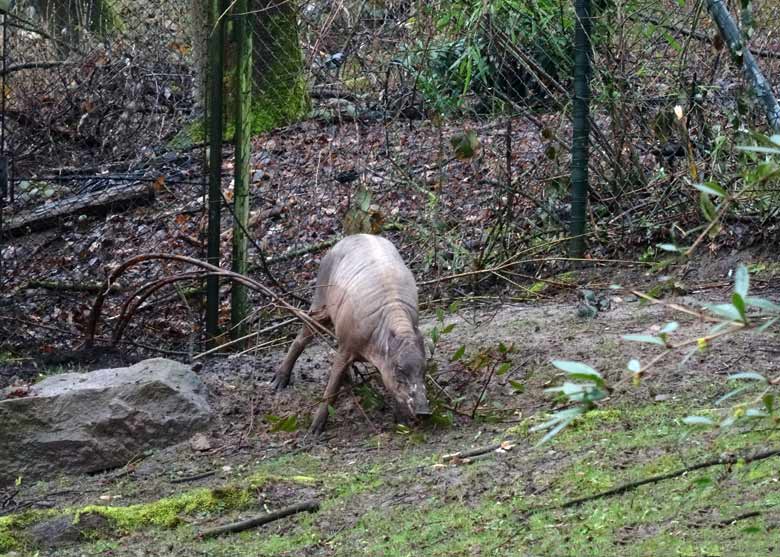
[273,234,430,435]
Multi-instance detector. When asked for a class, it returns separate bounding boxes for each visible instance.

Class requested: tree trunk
[249,0,309,132]
[706,0,780,133]
[33,0,122,52]
[569,0,591,257]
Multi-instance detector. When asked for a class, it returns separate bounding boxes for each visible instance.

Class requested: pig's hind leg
[272,307,329,390]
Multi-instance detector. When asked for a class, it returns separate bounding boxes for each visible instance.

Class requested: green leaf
[430,327,440,344]
[536,415,577,445]
[715,386,750,405]
[496,362,512,376]
[622,334,667,346]
[627,359,641,373]
[707,321,732,335]
[731,293,747,322]
[508,380,524,393]
[660,321,679,334]
[719,415,736,428]
[430,409,454,427]
[657,243,680,252]
[268,414,299,433]
[762,394,775,414]
[704,303,743,321]
[450,345,466,362]
[448,301,460,314]
[531,407,584,445]
[498,342,508,354]
[736,145,780,155]
[699,191,717,221]
[693,181,727,198]
[682,415,716,427]
[546,382,606,402]
[436,308,445,322]
[727,371,768,383]
[441,323,456,334]
[550,360,601,378]
[745,296,780,312]
[679,346,698,367]
[734,264,750,298]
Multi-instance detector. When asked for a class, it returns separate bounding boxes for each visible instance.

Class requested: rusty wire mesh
[0,0,209,356]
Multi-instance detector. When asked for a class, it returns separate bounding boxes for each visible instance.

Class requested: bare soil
[3,269,780,556]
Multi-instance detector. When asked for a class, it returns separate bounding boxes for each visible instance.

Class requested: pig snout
[396,382,431,420]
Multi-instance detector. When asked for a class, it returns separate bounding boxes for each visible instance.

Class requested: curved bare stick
[111,271,205,345]
[85,254,332,347]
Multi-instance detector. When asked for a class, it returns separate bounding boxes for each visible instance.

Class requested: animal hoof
[309,417,326,436]
[271,373,290,391]
[309,407,328,436]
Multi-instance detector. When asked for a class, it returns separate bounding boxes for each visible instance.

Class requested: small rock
[190,432,212,452]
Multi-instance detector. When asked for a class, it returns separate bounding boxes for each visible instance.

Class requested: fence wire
[1,0,779,359]
[0,0,208,357]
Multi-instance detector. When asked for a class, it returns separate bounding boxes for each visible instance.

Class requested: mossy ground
[2,290,779,556]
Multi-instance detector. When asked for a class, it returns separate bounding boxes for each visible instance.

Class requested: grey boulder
[0,358,212,485]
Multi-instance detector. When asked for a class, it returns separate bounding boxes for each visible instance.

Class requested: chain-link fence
[213,1,777,327]
[2,0,779,358]
[0,0,208,357]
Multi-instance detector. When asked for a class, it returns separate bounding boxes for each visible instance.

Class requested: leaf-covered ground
[3,272,780,556]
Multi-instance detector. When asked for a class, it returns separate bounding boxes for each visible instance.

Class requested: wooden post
[231,0,252,343]
[206,0,226,344]
[569,0,592,258]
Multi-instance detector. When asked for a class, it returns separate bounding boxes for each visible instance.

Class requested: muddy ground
[2,261,780,557]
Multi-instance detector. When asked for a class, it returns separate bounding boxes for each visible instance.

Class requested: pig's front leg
[309,350,353,435]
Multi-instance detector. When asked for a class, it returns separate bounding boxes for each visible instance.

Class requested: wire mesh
[1,0,779,358]
[0,0,208,356]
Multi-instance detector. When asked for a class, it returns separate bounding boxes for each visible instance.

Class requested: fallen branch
[559,447,780,509]
[0,61,75,76]
[25,279,124,294]
[192,317,298,360]
[197,499,320,538]
[3,182,154,237]
[170,470,216,484]
[706,0,780,132]
[442,440,515,463]
[264,238,340,265]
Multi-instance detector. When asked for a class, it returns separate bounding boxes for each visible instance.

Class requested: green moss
[0,509,58,552]
[249,9,310,134]
[168,120,205,150]
[250,72,309,134]
[556,270,578,283]
[79,485,252,531]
